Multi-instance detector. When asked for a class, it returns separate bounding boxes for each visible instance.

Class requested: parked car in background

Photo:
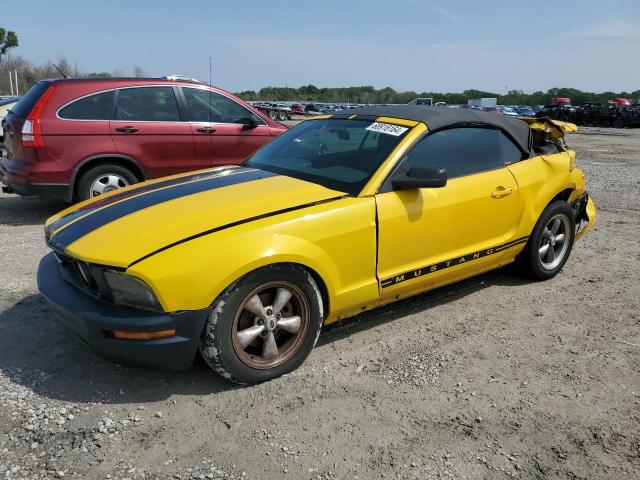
[0,96,21,141]
[536,104,577,123]
[304,103,326,115]
[497,106,519,117]
[290,103,305,114]
[516,106,536,117]
[1,78,286,202]
[482,106,500,114]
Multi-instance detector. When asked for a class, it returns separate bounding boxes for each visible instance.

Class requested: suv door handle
[491,186,513,198]
[114,126,138,133]
[196,127,216,133]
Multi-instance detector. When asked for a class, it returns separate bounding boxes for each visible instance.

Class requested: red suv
[1,78,287,201]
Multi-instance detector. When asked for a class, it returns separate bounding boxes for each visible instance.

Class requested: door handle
[114,126,138,133]
[491,186,513,198]
[196,127,216,133]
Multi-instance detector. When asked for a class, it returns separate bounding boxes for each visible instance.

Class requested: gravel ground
[0,128,639,480]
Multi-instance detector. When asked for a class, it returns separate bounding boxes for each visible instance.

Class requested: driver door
[376,127,524,297]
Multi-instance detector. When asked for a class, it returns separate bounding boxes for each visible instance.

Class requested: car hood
[45,166,345,268]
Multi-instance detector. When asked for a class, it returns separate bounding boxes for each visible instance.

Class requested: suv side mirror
[239,116,259,128]
[391,165,447,190]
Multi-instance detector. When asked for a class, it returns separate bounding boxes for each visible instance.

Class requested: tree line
[0,55,145,96]
[238,85,640,106]
[1,54,637,107]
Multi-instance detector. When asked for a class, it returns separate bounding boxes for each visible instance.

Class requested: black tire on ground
[268,110,278,120]
[277,110,287,121]
[516,201,576,281]
[612,118,625,129]
[76,164,138,202]
[199,264,324,384]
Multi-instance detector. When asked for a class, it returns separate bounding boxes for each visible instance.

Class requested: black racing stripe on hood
[46,168,238,237]
[127,195,347,268]
[49,168,278,250]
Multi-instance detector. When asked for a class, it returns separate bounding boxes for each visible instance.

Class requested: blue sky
[4,0,640,93]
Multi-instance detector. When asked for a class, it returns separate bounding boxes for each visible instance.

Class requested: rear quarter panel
[128,197,379,322]
[37,84,117,183]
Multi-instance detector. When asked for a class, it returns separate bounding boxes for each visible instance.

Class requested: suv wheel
[77,164,138,201]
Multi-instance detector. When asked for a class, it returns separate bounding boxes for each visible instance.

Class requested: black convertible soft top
[334,105,533,156]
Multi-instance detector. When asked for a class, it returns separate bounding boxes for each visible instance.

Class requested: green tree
[0,28,18,63]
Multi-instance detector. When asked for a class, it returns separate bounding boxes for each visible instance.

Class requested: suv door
[376,127,524,294]
[180,87,271,167]
[110,86,202,178]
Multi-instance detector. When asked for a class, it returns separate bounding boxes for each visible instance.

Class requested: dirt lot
[1,127,639,480]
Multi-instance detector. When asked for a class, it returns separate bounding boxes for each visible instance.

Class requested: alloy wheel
[538,213,571,270]
[231,281,310,369]
[90,174,130,197]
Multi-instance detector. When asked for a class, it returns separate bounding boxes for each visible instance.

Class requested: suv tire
[76,164,138,201]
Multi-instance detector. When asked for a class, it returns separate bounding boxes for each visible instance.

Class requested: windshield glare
[245,119,410,195]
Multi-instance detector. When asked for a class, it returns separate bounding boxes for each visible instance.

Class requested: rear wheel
[277,110,287,121]
[199,264,324,384]
[268,110,278,120]
[612,118,625,128]
[76,164,138,201]
[517,201,575,280]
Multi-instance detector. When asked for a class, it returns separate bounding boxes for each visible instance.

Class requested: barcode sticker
[366,122,408,136]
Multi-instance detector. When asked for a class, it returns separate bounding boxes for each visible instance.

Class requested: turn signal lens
[106,329,176,340]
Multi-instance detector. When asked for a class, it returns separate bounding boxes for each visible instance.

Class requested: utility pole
[9,71,13,96]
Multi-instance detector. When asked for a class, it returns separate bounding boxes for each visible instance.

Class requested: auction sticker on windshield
[366,122,408,136]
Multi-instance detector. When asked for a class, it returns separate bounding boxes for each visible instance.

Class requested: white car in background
[0,97,21,142]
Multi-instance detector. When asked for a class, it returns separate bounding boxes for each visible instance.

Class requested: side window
[498,131,524,164]
[181,88,263,124]
[115,87,180,122]
[403,127,503,178]
[58,90,114,120]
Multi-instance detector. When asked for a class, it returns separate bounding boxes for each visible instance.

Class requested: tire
[199,264,324,384]
[517,201,576,280]
[268,110,277,120]
[277,110,287,121]
[76,164,138,201]
[612,118,625,129]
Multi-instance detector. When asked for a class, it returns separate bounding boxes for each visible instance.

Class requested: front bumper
[37,252,210,371]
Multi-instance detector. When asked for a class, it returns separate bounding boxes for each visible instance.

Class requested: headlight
[103,270,162,312]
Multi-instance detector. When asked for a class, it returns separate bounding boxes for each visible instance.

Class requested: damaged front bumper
[571,192,596,241]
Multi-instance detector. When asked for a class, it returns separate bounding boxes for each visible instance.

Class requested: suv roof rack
[162,75,204,83]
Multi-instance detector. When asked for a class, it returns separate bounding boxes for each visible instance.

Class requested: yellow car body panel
[42,114,596,329]
[128,196,379,318]
[61,173,345,268]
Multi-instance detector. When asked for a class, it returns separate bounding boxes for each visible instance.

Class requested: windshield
[245,119,410,195]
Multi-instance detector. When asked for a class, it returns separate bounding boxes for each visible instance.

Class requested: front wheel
[199,264,324,384]
[517,201,576,280]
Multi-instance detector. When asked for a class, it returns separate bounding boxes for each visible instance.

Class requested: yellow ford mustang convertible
[38,106,596,384]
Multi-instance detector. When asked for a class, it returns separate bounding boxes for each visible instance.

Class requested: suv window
[10,81,52,118]
[402,127,506,178]
[181,88,261,124]
[58,90,114,120]
[115,87,180,122]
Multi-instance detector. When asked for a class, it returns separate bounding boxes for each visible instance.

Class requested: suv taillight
[22,84,56,148]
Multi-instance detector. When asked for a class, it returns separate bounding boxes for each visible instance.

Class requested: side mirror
[239,116,259,128]
[391,165,447,190]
